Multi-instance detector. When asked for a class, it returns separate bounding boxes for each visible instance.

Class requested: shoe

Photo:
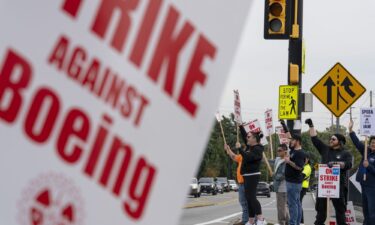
[256,219,267,225]
[244,222,252,225]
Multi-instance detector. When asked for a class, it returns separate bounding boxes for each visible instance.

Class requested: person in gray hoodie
[273,143,289,225]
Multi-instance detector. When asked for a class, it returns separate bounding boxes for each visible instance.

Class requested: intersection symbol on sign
[311,63,366,117]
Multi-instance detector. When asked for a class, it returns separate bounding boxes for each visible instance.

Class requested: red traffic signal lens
[270,18,282,32]
[269,2,283,16]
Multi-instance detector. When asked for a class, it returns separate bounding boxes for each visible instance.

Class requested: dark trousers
[362,185,375,225]
[314,196,346,225]
[244,174,261,217]
[300,187,308,223]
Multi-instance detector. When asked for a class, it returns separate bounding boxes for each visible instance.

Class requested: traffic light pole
[287,0,303,135]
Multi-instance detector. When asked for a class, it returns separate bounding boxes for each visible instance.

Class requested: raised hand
[348,119,353,132]
[305,118,314,127]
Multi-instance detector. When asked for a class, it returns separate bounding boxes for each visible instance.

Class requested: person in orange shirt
[225,142,248,225]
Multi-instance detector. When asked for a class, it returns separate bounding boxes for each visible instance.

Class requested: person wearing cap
[348,119,375,225]
[225,142,249,225]
[273,143,290,225]
[225,124,267,225]
[279,120,306,225]
[300,154,311,225]
[305,118,353,225]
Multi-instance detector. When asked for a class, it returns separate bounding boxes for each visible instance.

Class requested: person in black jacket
[348,119,375,225]
[280,120,306,225]
[305,118,353,225]
[235,124,267,225]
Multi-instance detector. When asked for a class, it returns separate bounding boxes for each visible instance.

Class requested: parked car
[215,181,224,194]
[216,177,230,192]
[269,181,274,192]
[189,178,201,198]
[198,177,218,195]
[228,179,238,192]
[256,182,271,198]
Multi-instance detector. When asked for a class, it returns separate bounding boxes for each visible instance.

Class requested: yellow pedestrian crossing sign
[279,85,298,120]
[311,63,366,117]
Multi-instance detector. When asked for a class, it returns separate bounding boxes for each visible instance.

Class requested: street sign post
[279,85,299,119]
[311,63,366,117]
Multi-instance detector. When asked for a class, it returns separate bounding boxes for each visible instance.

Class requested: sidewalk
[228,192,364,225]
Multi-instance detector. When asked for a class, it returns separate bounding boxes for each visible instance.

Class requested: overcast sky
[220,0,375,134]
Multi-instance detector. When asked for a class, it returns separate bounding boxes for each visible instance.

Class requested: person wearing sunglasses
[305,118,352,225]
[348,119,375,225]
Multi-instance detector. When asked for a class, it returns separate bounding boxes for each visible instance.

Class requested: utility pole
[287,0,303,135]
[264,0,303,134]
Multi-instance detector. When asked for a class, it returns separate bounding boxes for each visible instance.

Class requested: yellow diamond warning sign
[279,85,298,120]
[311,63,366,117]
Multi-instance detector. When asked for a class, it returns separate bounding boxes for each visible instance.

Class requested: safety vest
[302,164,312,188]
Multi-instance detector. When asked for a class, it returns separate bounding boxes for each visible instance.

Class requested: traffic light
[264,0,291,39]
[289,63,299,84]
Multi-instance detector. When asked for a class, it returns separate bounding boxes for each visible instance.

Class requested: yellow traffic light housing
[289,63,299,84]
[264,0,291,40]
[269,1,286,34]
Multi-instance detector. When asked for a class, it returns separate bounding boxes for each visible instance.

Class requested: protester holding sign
[348,120,375,225]
[305,118,353,225]
[280,120,306,225]
[225,143,248,225]
[236,125,267,225]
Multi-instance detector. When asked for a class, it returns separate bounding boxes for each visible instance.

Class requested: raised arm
[348,120,365,155]
[305,118,327,155]
[224,143,240,162]
[280,119,292,139]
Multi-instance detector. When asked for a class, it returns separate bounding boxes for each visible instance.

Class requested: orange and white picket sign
[0,1,253,224]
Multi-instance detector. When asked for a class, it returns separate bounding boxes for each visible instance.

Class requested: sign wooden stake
[326,197,330,225]
[263,152,273,176]
[219,120,227,145]
[364,136,368,181]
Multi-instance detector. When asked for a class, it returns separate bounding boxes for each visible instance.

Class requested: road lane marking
[193,199,276,225]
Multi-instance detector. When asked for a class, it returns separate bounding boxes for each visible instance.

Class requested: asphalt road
[178,191,318,225]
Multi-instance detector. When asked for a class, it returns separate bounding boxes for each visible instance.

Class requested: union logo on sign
[311,63,366,117]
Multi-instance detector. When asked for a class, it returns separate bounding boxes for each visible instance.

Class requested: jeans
[238,184,249,223]
[286,181,302,225]
[362,185,375,225]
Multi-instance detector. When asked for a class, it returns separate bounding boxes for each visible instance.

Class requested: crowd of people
[224,118,375,225]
